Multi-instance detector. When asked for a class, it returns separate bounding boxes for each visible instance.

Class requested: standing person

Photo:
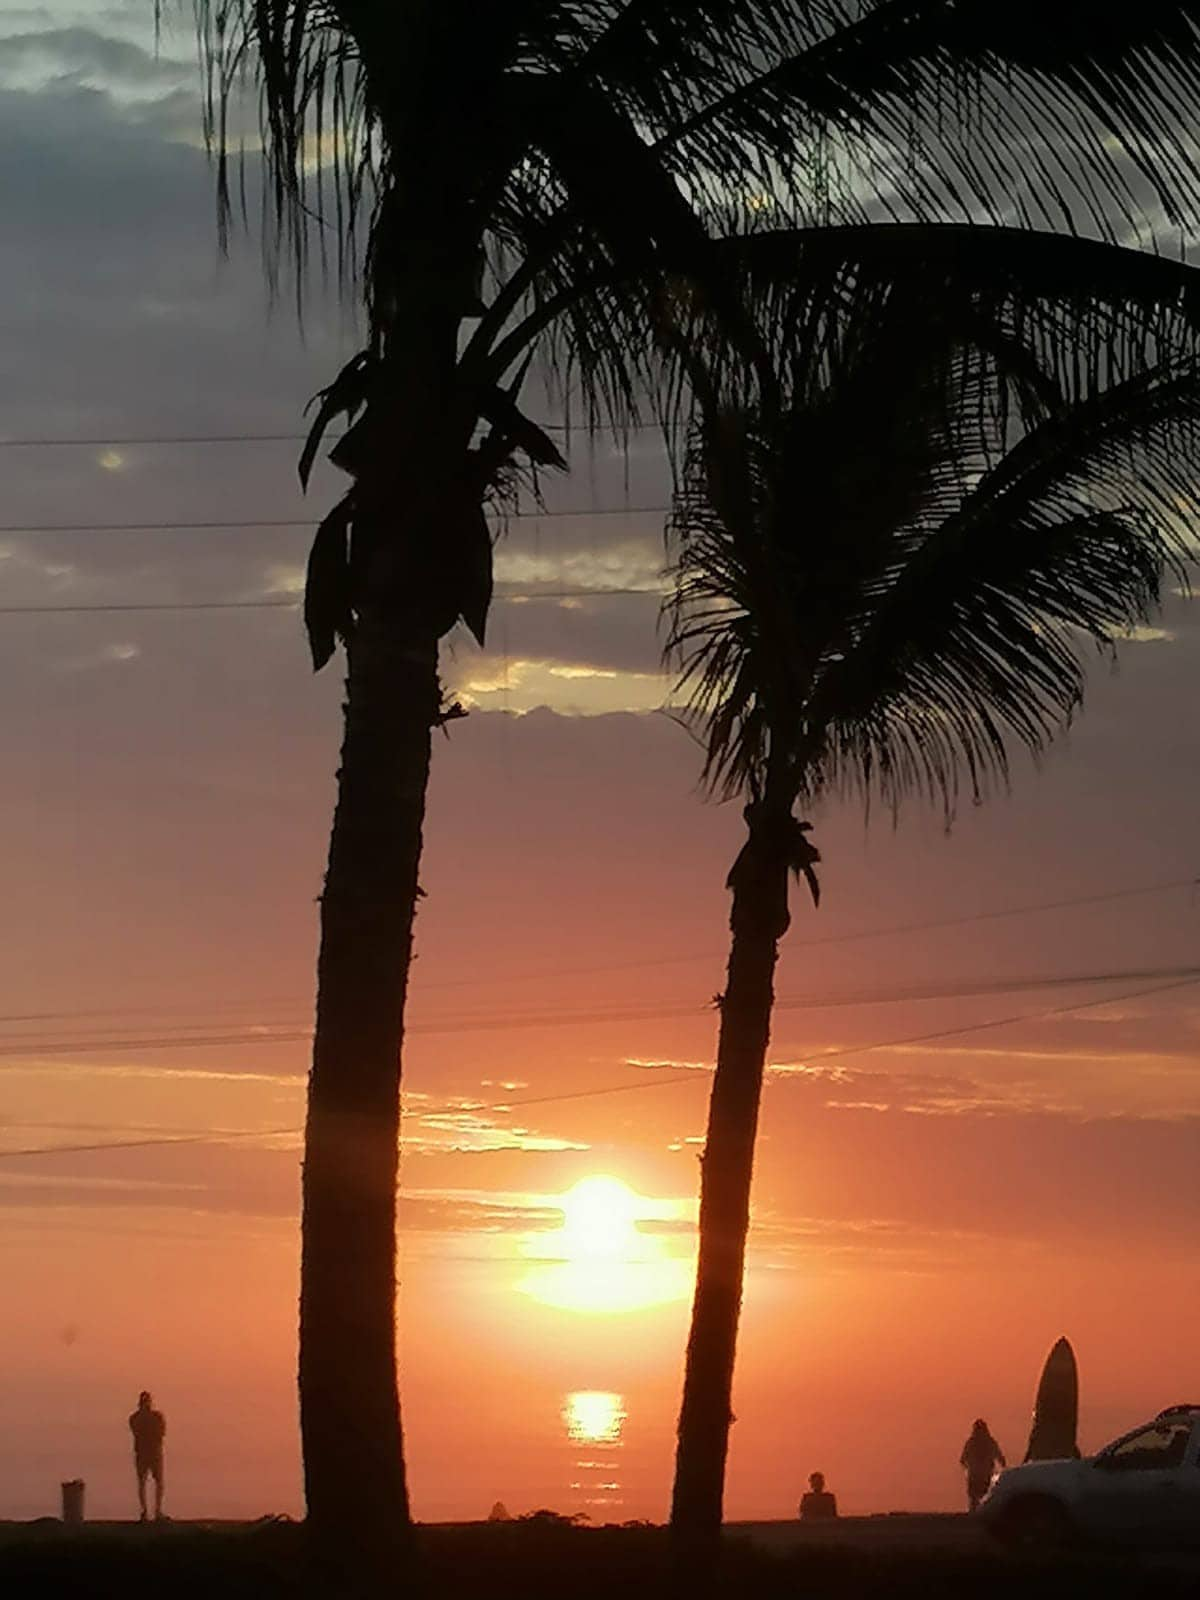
[129,1391,166,1521]
[798,1471,838,1521]
[960,1418,1005,1511]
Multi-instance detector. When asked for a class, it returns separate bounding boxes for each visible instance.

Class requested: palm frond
[667,281,1200,817]
[808,361,1200,808]
[706,224,1200,397]
[179,3,1200,673]
[655,3,1200,236]
[186,4,1200,315]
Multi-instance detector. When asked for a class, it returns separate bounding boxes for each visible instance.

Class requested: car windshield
[1101,1421,1192,1472]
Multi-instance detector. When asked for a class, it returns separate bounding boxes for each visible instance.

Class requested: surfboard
[1024,1336,1079,1461]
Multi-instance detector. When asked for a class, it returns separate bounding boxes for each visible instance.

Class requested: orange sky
[2,677,1200,1522]
[2,4,1200,1528]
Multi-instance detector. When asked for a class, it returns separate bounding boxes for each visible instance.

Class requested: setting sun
[559,1175,641,1260]
[517,1175,694,1315]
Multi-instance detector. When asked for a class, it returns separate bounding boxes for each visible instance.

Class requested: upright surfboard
[1025,1336,1079,1461]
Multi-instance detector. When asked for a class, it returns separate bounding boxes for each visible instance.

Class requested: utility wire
[415,875,1200,987]
[0,507,669,535]
[0,875,1192,1028]
[0,1075,700,1159]
[3,961,1199,1056]
[0,424,661,449]
[1,972,1194,1162]
[780,973,1200,1068]
[0,1126,303,1160]
[0,434,342,449]
[0,585,665,617]
[0,599,297,616]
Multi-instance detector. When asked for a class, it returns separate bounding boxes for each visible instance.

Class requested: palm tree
[664,264,1200,1538]
[184,0,1200,1565]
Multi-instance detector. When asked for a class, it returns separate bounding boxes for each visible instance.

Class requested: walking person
[129,1390,166,1521]
[960,1418,1005,1511]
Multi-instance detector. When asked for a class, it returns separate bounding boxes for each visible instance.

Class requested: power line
[781,973,1200,1068]
[1,876,1192,1026]
[0,507,670,536]
[0,584,666,617]
[0,599,297,616]
[2,972,1195,1162]
[0,1073,699,1159]
[0,434,334,449]
[0,424,661,449]
[406,875,1200,988]
[0,1125,302,1160]
[0,1028,312,1057]
[0,1002,300,1025]
[6,963,1200,1045]
[4,961,1199,1056]
[787,875,1200,954]
[2,518,311,535]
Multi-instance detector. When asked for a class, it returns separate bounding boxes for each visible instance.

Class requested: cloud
[0,1148,601,1230]
[0,538,82,592]
[52,638,145,672]
[493,537,666,596]
[0,26,192,96]
[0,1169,201,1196]
[747,1211,1042,1270]
[1117,625,1175,644]
[0,79,347,428]
[752,1099,1200,1255]
[0,1060,305,1086]
[625,1058,711,1074]
[405,1106,590,1157]
[449,655,671,716]
[398,1187,564,1237]
[640,1038,1200,1135]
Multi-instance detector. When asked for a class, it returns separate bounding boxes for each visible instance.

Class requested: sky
[1,0,1199,1528]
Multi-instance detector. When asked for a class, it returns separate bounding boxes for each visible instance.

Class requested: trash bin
[61,1479,85,1524]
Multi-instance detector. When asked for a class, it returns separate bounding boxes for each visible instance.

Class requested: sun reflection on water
[563,1389,626,1445]
[563,1391,626,1512]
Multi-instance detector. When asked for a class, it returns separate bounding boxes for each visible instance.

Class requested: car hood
[987,1459,1089,1498]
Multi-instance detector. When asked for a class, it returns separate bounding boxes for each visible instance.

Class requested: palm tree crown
[668,271,1198,818]
[196,3,1200,257]
[186,3,1200,669]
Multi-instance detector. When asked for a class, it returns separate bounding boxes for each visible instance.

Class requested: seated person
[799,1470,838,1521]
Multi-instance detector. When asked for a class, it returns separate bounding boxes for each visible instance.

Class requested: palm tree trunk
[671,809,792,1544]
[299,611,440,1570]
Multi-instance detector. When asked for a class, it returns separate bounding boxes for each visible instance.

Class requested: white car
[980,1405,1200,1548]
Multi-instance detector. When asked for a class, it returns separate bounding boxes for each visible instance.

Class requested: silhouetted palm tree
[185,0,1200,1565]
[665,261,1200,1538]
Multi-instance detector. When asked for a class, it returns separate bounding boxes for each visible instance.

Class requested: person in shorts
[129,1390,166,1521]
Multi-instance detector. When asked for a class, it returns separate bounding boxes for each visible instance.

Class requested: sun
[559,1175,641,1261]
[517,1174,693,1315]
